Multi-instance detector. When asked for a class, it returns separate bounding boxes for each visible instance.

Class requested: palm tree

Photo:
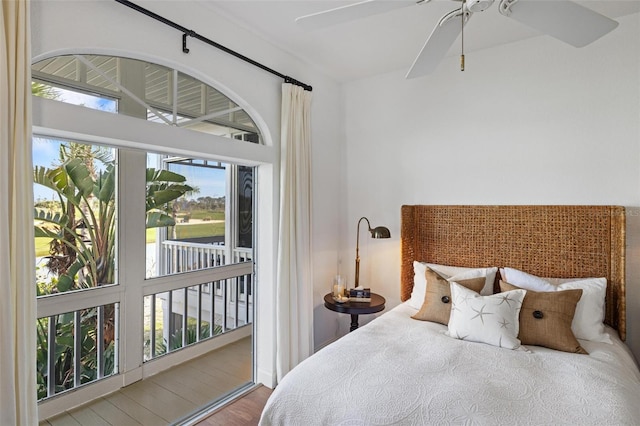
[32,81,59,99]
[34,143,192,400]
[34,147,192,293]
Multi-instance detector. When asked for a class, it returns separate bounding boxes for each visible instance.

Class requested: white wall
[31,0,345,387]
[333,13,640,360]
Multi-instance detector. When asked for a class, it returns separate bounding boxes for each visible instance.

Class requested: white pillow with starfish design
[446,282,526,350]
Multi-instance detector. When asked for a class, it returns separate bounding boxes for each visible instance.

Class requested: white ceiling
[203,0,640,82]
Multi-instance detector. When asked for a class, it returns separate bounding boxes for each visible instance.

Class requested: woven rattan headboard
[400,205,626,340]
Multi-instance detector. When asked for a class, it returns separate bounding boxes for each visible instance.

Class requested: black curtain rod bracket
[182,33,189,54]
[115,0,312,91]
[284,76,312,92]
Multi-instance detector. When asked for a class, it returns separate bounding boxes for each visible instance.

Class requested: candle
[333,275,345,298]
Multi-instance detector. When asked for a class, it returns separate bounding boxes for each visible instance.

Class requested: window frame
[32,54,273,418]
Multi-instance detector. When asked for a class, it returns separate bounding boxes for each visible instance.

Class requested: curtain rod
[114,0,312,92]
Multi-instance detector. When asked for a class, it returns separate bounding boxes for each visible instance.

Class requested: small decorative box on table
[349,287,372,302]
[323,292,386,332]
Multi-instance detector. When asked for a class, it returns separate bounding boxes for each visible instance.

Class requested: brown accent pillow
[500,281,588,354]
[412,268,485,325]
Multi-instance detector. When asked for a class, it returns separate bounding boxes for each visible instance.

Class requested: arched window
[33,54,261,142]
[32,54,259,417]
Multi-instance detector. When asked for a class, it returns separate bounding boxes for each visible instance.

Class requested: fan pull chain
[460,3,465,71]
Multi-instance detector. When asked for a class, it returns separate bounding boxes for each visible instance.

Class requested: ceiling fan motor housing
[466,0,495,13]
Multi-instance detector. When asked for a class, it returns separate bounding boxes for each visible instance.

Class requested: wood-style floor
[40,337,253,426]
[193,385,272,426]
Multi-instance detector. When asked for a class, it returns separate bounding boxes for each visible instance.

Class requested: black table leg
[350,314,359,332]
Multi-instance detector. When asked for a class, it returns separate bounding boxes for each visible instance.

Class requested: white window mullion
[115,56,149,385]
[117,149,147,384]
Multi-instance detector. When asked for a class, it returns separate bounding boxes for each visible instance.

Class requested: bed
[259,205,640,425]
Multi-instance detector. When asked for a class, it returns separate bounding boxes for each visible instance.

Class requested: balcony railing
[36,303,118,400]
[161,240,252,275]
[143,272,253,362]
[148,241,253,362]
[37,239,254,402]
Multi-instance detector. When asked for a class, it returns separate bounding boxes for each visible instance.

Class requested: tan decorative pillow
[500,281,587,354]
[412,267,485,325]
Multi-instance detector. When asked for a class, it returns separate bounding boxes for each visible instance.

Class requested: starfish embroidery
[498,317,510,329]
[459,292,473,305]
[454,330,469,340]
[498,293,517,307]
[470,304,493,324]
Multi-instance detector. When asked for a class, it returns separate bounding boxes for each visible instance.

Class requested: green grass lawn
[175,222,225,239]
[186,210,224,221]
[35,221,225,258]
[147,223,225,240]
[35,238,51,257]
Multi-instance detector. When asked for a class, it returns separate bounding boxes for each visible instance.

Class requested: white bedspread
[260,303,640,425]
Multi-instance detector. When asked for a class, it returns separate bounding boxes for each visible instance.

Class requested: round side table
[323,292,386,331]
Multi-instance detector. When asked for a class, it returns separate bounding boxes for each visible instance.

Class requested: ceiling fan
[295,0,619,78]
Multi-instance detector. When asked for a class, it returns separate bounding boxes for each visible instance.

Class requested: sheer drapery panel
[0,0,38,423]
[276,84,313,382]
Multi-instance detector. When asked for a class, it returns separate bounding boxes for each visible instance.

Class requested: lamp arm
[355,217,371,289]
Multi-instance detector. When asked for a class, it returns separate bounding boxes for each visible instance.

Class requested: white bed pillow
[409,261,429,310]
[446,282,526,350]
[428,264,498,296]
[500,267,556,292]
[556,278,609,344]
[501,268,610,344]
[409,262,498,309]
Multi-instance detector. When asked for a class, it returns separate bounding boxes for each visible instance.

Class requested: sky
[167,164,226,199]
[33,88,116,201]
[34,140,227,202]
[33,89,227,203]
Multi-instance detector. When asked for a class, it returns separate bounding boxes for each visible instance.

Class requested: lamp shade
[370,226,391,239]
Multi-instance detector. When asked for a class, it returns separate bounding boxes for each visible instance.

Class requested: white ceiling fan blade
[296,0,417,31]
[500,0,618,48]
[406,10,469,79]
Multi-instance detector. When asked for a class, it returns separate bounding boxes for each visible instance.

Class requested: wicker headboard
[400,205,626,340]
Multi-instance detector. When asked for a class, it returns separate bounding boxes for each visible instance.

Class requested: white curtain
[276,83,313,382]
[0,0,38,424]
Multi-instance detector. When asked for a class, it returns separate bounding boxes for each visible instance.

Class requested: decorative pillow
[412,267,486,325]
[446,282,526,350]
[410,262,498,309]
[500,281,588,354]
[501,268,610,344]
